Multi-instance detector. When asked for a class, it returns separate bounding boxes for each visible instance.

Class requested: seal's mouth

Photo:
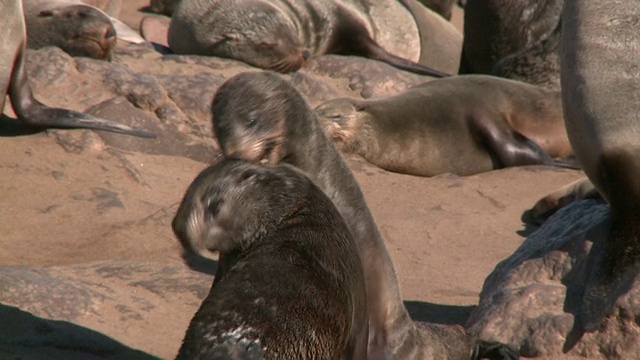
[259,137,283,164]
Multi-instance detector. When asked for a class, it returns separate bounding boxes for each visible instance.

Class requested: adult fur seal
[167,0,450,77]
[459,0,563,75]
[24,0,144,60]
[1,0,154,138]
[561,0,640,331]
[172,158,369,359]
[315,75,572,177]
[209,71,520,359]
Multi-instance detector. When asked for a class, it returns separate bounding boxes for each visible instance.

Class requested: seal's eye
[247,115,260,127]
[205,198,223,217]
[39,10,55,17]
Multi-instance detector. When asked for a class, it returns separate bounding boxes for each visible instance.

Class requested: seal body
[459,0,563,75]
[210,71,477,359]
[561,0,640,331]
[167,0,450,77]
[0,0,154,138]
[172,158,368,359]
[315,75,571,177]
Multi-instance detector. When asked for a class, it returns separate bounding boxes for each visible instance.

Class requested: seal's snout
[104,24,116,40]
[302,49,311,60]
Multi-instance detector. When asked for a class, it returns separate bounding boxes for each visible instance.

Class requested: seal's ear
[354,101,368,112]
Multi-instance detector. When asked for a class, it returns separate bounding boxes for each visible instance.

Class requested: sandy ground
[0,2,586,359]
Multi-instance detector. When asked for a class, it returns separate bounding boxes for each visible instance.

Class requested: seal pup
[24,0,145,60]
[167,0,451,77]
[561,0,640,331]
[1,0,154,138]
[172,158,369,359]
[315,75,572,177]
[210,71,483,359]
[459,0,563,75]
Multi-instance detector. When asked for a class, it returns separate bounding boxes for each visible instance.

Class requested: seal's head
[172,158,305,256]
[211,71,313,165]
[31,5,116,60]
[315,98,371,154]
[170,0,310,73]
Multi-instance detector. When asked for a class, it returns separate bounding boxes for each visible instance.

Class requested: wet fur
[209,71,480,359]
[172,159,368,359]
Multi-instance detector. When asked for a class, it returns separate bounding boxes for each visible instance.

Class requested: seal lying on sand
[172,158,369,359]
[315,75,572,177]
[561,0,640,332]
[1,0,154,138]
[24,0,144,60]
[168,0,450,77]
[208,71,518,359]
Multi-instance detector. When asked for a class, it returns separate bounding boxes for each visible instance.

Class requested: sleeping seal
[315,75,572,177]
[167,0,451,77]
[1,0,154,138]
[172,158,369,359]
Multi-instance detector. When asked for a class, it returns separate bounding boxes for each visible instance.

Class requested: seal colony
[1,0,155,138]
[167,0,451,77]
[561,0,640,331]
[205,71,522,359]
[315,75,572,177]
[172,158,369,359]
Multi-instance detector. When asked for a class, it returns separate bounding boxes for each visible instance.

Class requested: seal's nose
[302,49,311,60]
[104,25,116,40]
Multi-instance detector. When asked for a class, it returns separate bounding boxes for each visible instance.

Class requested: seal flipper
[580,151,640,331]
[470,115,558,169]
[9,46,156,139]
[332,8,450,78]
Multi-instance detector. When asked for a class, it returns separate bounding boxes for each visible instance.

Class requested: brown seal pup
[172,158,369,360]
[315,75,572,177]
[561,0,640,332]
[459,0,563,75]
[167,0,450,77]
[1,0,154,138]
[210,71,483,359]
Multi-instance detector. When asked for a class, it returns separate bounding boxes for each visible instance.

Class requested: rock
[467,198,640,359]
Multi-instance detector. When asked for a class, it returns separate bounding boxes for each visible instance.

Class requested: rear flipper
[16,105,156,138]
[9,46,156,139]
[530,177,600,224]
[361,36,451,78]
[471,116,571,170]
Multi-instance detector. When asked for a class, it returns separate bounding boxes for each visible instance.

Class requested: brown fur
[561,0,640,332]
[168,0,450,77]
[23,1,117,60]
[209,71,478,359]
[172,158,368,359]
[316,75,571,177]
[0,0,154,138]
